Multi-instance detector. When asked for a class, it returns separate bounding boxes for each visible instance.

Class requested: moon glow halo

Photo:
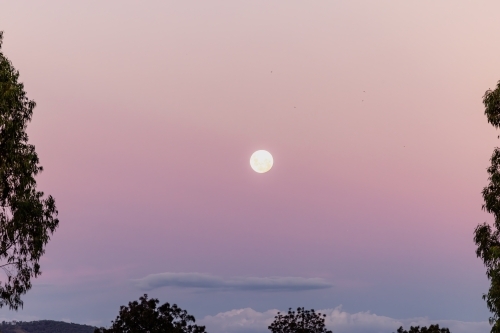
[250,150,273,173]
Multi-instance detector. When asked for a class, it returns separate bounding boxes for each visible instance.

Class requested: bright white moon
[250,150,273,173]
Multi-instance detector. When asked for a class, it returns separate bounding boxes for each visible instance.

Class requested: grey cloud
[132,272,333,292]
[200,307,490,333]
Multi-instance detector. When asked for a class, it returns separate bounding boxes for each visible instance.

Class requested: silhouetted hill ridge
[0,320,95,333]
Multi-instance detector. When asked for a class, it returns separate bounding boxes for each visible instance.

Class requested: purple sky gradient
[1,1,500,330]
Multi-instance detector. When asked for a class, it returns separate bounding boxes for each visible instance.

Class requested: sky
[1,1,500,332]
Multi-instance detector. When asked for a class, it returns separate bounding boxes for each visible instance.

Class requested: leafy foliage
[94,294,207,333]
[394,324,450,333]
[475,80,500,333]
[0,320,95,333]
[483,81,500,129]
[0,32,58,310]
[268,307,332,333]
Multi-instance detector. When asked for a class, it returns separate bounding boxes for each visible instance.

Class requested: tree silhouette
[268,307,332,333]
[394,324,450,333]
[94,294,206,333]
[474,80,500,333]
[0,31,59,310]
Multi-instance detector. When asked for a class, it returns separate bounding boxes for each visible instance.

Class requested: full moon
[250,150,273,173]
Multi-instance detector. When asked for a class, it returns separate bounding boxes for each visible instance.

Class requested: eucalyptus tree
[268,307,332,333]
[394,324,450,333]
[94,294,206,333]
[474,80,500,332]
[0,32,59,309]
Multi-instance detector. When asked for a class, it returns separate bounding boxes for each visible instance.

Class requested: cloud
[199,307,490,333]
[201,308,277,333]
[132,272,332,292]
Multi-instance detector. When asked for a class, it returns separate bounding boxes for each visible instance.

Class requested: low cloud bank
[200,307,490,333]
[133,272,332,292]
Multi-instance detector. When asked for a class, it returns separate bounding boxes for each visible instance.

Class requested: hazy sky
[1,1,500,332]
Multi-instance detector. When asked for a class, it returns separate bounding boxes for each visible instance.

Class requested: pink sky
[1,1,500,331]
